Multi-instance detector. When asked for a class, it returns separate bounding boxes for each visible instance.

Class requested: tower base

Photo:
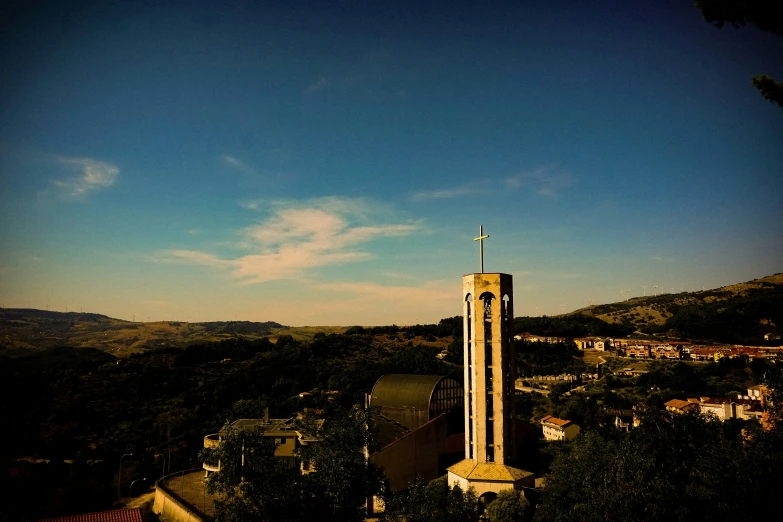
[447,459,534,498]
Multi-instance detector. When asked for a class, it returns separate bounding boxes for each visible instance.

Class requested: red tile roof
[541,415,572,427]
[38,508,144,522]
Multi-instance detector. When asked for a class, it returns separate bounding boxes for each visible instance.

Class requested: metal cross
[473,225,489,273]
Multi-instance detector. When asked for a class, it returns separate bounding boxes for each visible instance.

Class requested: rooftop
[665,399,694,410]
[540,415,573,428]
[226,417,296,433]
[448,459,534,482]
[37,509,143,522]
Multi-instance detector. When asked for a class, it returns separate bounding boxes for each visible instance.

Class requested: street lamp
[129,477,146,497]
[117,453,133,501]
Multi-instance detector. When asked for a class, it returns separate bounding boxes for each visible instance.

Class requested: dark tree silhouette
[694,0,783,107]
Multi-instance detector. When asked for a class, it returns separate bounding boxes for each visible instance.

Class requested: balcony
[204,433,220,449]
[203,433,221,473]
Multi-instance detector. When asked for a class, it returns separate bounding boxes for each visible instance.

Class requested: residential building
[626,345,650,358]
[540,415,581,441]
[699,397,762,421]
[651,344,681,359]
[604,409,638,431]
[664,399,699,414]
[202,408,322,476]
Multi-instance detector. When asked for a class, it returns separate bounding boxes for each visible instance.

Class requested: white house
[540,415,581,441]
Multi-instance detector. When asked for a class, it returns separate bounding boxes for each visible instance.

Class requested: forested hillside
[0,325,458,519]
[521,273,783,344]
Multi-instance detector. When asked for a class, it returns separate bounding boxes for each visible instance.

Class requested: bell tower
[463,272,516,464]
[448,226,534,497]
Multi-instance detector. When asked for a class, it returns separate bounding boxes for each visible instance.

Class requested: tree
[535,406,780,521]
[486,488,530,522]
[694,0,783,107]
[296,407,385,522]
[201,408,385,522]
[200,426,304,522]
[380,476,480,522]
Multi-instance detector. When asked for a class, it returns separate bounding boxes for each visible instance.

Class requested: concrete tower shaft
[462,272,516,465]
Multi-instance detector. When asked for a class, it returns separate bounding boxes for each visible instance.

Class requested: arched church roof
[370,374,447,412]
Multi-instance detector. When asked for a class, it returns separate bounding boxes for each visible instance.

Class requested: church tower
[462,272,516,464]
[447,226,534,498]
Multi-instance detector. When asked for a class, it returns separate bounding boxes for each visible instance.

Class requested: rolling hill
[570,273,783,343]
[0,308,301,357]
[2,273,781,355]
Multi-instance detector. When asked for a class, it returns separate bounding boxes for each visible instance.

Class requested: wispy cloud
[410,185,478,202]
[306,76,331,94]
[50,157,119,201]
[317,280,454,303]
[308,280,457,324]
[506,166,575,197]
[305,52,411,100]
[222,154,256,175]
[239,199,262,210]
[162,197,419,284]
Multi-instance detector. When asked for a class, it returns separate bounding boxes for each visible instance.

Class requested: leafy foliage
[486,488,530,522]
[296,408,385,522]
[0,329,456,518]
[515,340,586,377]
[514,315,633,338]
[381,476,480,522]
[694,0,783,106]
[662,289,783,343]
[201,427,304,522]
[200,409,382,522]
[535,406,783,521]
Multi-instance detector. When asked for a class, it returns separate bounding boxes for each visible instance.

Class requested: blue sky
[1,0,781,325]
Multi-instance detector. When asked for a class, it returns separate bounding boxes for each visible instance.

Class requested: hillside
[0,308,338,357]
[3,273,781,355]
[569,273,783,343]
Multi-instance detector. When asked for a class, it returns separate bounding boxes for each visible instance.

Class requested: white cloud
[239,199,262,210]
[505,166,575,197]
[163,197,419,284]
[410,185,477,201]
[222,154,256,175]
[51,157,119,200]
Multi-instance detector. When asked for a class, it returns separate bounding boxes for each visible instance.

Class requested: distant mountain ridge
[0,308,285,357]
[3,273,781,354]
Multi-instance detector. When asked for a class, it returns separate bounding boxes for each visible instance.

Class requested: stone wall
[152,470,206,522]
